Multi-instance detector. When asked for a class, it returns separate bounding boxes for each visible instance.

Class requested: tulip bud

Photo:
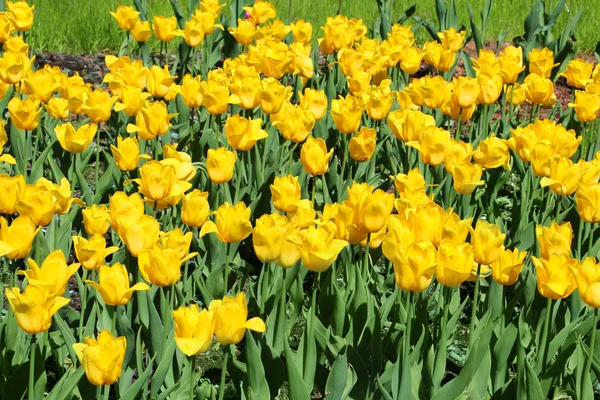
[173,304,215,356]
[206,147,236,184]
[270,175,301,213]
[393,241,437,293]
[349,127,376,162]
[491,248,526,286]
[200,201,253,243]
[73,330,127,386]
[182,189,211,228]
[570,257,600,308]
[300,136,333,176]
[471,220,506,265]
[532,254,578,299]
[252,213,290,262]
[436,242,475,287]
[209,292,266,345]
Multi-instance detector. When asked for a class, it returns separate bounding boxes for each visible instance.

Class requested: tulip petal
[245,317,266,333]
[199,221,218,238]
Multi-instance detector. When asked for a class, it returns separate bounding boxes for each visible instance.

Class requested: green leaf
[284,341,311,400]
[119,355,156,400]
[244,332,270,400]
[150,335,177,398]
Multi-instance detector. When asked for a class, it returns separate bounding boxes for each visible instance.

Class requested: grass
[25,0,599,54]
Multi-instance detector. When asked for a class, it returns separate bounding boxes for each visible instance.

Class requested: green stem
[95,129,100,198]
[288,142,297,174]
[455,111,462,141]
[28,334,36,400]
[78,269,88,341]
[583,309,599,393]
[362,233,371,284]
[103,384,110,400]
[589,223,598,256]
[311,176,317,207]
[434,286,450,392]
[189,355,196,400]
[111,306,118,336]
[467,264,482,353]
[223,243,230,297]
[218,347,230,400]
[402,291,413,373]
[539,297,553,372]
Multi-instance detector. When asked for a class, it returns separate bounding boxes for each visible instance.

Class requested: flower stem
[218,347,230,400]
[362,233,371,284]
[539,297,553,372]
[583,308,599,394]
[95,130,100,198]
[467,263,482,353]
[189,355,196,400]
[402,291,413,376]
[28,334,36,400]
[103,384,110,400]
[223,243,230,297]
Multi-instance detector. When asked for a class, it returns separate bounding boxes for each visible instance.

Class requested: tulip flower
[119,215,161,257]
[345,182,394,234]
[109,5,140,31]
[181,189,211,228]
[491,248,527,286]
[0,51,32,84]
[109,192,145,234]
[199,78,229,115]
[110,136,151,171]
[181,74,203,109]
[291,20,312,44]
[259,77,292,115]
[229,74,261,110]
[452,76,480,109]
[252,213,290,263]
[19,250,80,296]
[528,48,558,78]
[364,80,393,120]
[0,216,39,259]
[471,50,500,76]
[471,220,506,265]
[130,161,176,203]
[200,0,226,16]
[73,330,126,386]
[6,0,34,32]
[160,228,194,259]
[200,201,253,243]
[147,65,178,99]
[229,19,256,45]
[44,97,70,119]
[439,28,465,52]
[0,12,15,42]
[477,74,503,105]
[535,221,572,260]
[450,162,485,195]
[80,205,110,236]
[559,58,593,88]
[127,101,177,140]
[522,73,556,107]
[440,214,473,246]
[271,101,315,143]
[152,16,183,42]
[300,136,333,176]
[498,46,525,84]
[206,147,236,184]
[173,304,215,356]
[298,88,328,121]
[349,127,376,162]
[532,254,578,299]
[5,283,70,334]
[331,94,365,134]
[400,46,425,75]
[86,263,149,306]
[81,89,117,123]
[576,183,600,223]
[55,122,98,153]
[130,20,151,42]
[291,225,348,272]
[209,292,266,345]
[570,257,600,308]
[392,241,437,293]
[22,69,60,102]
[114,85,152,117]
[540,157,582,196]
[568,91,600,122]
[73,235,119,271]
[270,175,302,213]
[0,173,25,214]
[243,0,276,25]
[473,135,511,170]
[138,245,197,287]
[225,115,268,151]
[408,127,451,167]
[444,140,474,173]
[16,184,58,227]
[183,17,205,47]
[407,202,446,245]
[416,76,447,109]
[436,242,475,287]
[8,96,41,130]
[388,109,436,143]
[392,168,426,197]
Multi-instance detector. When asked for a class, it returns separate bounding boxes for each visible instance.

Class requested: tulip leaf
[244,332,270,400]
[150,334,177,398]
[53,313,79,366]
[93,156,118,204]
[284,341,311,400]
[29,139,56,182]
[119,355,156,400]
[46,367,84,400]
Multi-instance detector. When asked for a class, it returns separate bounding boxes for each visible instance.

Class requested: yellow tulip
[345,182,394,234]
[471,220,506,265]
[477,74,503,105]
[436,242,475,287]
[130,20,151,42]
[44,97,70,119]
[576,183,600,223]
[19,250,79,297]
[85,263,149,306]
[119,215,161,257]
[349,127,376,162]
[152,16,184,42]
[291,20,312,44]
[473,135,510,170]
[109,192,144,234]
[161,144,196,182]
[22,69,60,102]
[182,189,211,228]
[522,73,556,107]
[559,58,593,88]
[8,96,41,130]
[270,175,301,213]
[229,19,256,45]
[450,162,485,195]
[0,174,25,214]
[407,202,446,245]
[114,85,152,117]
[183,17,205,47]
[498,46,525,84]
[110,136,151,171]
[200,201,253,243]
[570,257,600,308]
[407,126,451,167]
[109,5,139,31]
[54,122,97,153]
[491,248,526,286]
[259,77,292,115]
[0,51,32,84]
[225,115,268,151]
[199,78,230,115]
[471,50,500,76]
[131,161,176,202]
[540,157,582,196]
[181,74,203,109]
[300,136,333,176]
[73,235,119,271]
[439,28,465,51]
[206,147,236,184]
[388,109,436,143]
[80,205,109,236]
[444,140,474,173]
[528,48,559,79]
[568,90,600,122]
[192,9,224,35]
[271,101,315,143]
[364,80,393,120]
[393,241,437,293]
[253,213,290,263]
[440,214,472,246]
[81,89,117,123]
[160,228,194,259]
[209,292,266,345]
[138,245,197,287]
[535,221,572,260]
[331,93,365,134]
[0,12,15,42]
[6,0,34,32]
[127,101,177,141]
[243,0,276,24]
[73,330,126,386]
[147,65,177,99]
[452,76,480,109]
[532,254,577,299]
[416,75,447,109]
[229,73,261,110]
[16,184,57,226]
[0,216,39,259]
[5,283,70,334]
[400,46,425,75]
[173,304,215,356]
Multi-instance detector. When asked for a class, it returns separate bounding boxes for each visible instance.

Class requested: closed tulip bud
[477,74,503,105]
[349,127,376,162]
[259,77,292,115]
[292,225,348,272]
[540,157,582,196]
[6,0,34,32]
[300,136,333,176]
[471,220,506,265]
[19,250,78,297]
[225,115,268,151]
[81,204,110,236]
[110,137,150,172]
[400,46,425,75]
[81,89,117,123]
[44,97,70,119]
[568,90,600,122]
[109,192,144,234]
[528,48,559,79]
[173,304,215,356]
[0,12,15,42]
[152,16,184,42]
[110,5,140,31]
[6,283,69,334]
[229,74,260,110]
[253,213,290,262]
[576,183,600,223]
[16,184,57,227]
[181,74,203,108]
[54,122,97,153]
[85,263,149,306]
[559,58,594,88]
[450,162,485,195]
[570,257,600,308]
[436,242,474,287]
[270,175,301,213]
[229,19,256,45]
[388,109,436,143]
[438,27,465,51]
[114,85,152,117]
[0,174,25,214]
[200,201,253,243]
[119,215,160,257]
[473,135,510,170]
[73,235,119,271]
[532,254,578,299]
[491,248,526,286]
[138,245,197,287]
[184,17,205,47]
[536,221,572,260]
[408,126,451,167]
[73,330,126,386]
[290,20,312,44]
[130,19,151,42]
[522,73,556,107]
[206,147,236,184]
[8,96,41,130]
[132,161,176,202]
[271,101,315,143]
[498,46,525,84]
[199,78,229,115]
[0,216,39,259]
[209,292,265,345]
[181,189,211,228]
[331,94,365,134]
[393,241,437,293]
[452,76,480,109]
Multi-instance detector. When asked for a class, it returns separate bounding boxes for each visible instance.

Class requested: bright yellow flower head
[225,115,268,151]
[528,48,558,79]
[473,135,511,170]
[540,157,582,196]
[16,184,57,227]
[576,183,600,223]
[300,136,334,176]
[400,46,425,75]
[206,147,236,184]
[73,234,119,271]
[147,65,177,98]
[243,0,276,25]
[130,19,151,42]
[132,160,177,202]
[393,241,437,293]
[0,174,25,214]
[199,78,230,115]
[388,109,436,143]
[291,19,312,44]
[0,215,39,259]
[535,221,572,260]
[0,51,33,84]
[173,304,215,356]
[559,58,593,88]
[436,242,474,287]
[114,85,152,117]
[152,16,184,42]
[138,245,197,287]
[408,126,451,167]
[73,330,126,386]
[292,225,348,272]
[532,254,577,299]
[522,73,556,107]
[259,77,292,115]
[349,127,376,162]
[0,12,15,42]
[127,101,177,140]
[498,46,525,84]
[568,90,600,123]
[181,74,203,108]
[181,189,211,228]
[8,96,41,131]
[19,250,79,297]
[81,89,117,123]
[450,161,485,195]
[209,292,266,345]
[200,201,253,244]
[110,136,151,172]
[6,0,34,32]
[160,228,194,259]
[471,220,506,265]
[270,175,301,213]
[184,17,205,47]
[439,28,465,52]
[229,18,256,45]
[477,73,503,105]
[570,257,600,308]
[6,283,69,334]
[109,5,139,31]
[491,248,526,286]
[452,76,480,109]
[44,97,70,119]
[86,263,149,306]
[22,69,60,102]
[119,214,161,258]
[55,122,97,153]
[331,93,365,134]
[253,213,291,263]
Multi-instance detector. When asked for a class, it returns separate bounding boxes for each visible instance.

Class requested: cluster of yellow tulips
[0,0,598,399]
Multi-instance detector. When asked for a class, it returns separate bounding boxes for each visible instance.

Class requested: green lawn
[26,0,599,54]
